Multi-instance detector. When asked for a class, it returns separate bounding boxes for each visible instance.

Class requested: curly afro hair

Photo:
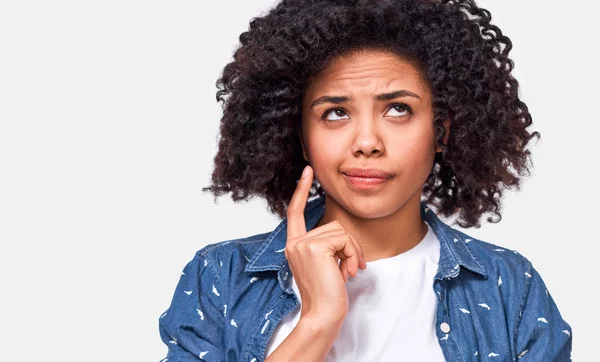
[201,0,541,228]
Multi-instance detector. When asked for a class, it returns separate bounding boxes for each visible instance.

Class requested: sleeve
[158,250,226,362]
[514,261,572,361]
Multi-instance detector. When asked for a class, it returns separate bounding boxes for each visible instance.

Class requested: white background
[0,1,596,360]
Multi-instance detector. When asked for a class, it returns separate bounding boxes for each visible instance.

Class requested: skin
[298,48,451,263]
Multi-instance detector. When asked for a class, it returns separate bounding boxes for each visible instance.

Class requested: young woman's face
[300,49,448,218]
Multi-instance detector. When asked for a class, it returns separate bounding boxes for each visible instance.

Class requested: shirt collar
[245,196,488,281]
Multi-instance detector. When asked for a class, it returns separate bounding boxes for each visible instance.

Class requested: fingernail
[301,166,310,178]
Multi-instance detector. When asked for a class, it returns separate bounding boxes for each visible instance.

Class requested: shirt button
[440,322,451,333]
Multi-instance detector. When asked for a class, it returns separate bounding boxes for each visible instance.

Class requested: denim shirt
[158,196,572,361]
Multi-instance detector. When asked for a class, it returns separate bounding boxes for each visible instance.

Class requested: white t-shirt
[265,222,445,361]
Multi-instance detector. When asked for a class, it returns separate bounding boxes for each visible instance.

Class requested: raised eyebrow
[310,95,352,108]
[309,89,421,108]
[376,90,421,101]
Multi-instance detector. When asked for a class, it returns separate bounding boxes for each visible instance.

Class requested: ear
[297,129,309,162]
[436,118,451,153]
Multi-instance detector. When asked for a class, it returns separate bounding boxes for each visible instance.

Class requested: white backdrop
[0,1,595,360]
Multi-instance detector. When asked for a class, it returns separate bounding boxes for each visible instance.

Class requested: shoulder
[449,228,551,318]
[195,230,271,258]
[191,230,273,278]
[446,227,543,308]
[449,227,563,321]
[448,228,572,359]
[452,227,536,279]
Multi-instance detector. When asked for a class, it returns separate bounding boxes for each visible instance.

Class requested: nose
[351,115,384,157]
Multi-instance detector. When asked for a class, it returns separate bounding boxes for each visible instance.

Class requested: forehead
[305,49,429,95]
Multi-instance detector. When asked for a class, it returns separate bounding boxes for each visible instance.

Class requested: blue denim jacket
[158,196,572,361]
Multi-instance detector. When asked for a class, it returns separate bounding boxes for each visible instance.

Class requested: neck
[315,192,428,263]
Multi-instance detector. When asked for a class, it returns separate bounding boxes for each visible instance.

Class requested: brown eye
[322,108,349,121]
[386,103,412,117]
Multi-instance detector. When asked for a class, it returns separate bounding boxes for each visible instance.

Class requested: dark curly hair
[201,0,540,228]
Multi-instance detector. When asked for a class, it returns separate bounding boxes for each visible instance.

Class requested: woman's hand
[285,165,367,323]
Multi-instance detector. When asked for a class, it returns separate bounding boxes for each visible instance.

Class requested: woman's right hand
[284,165,367,323]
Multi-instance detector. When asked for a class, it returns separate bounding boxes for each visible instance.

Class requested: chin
[336,191,404,219]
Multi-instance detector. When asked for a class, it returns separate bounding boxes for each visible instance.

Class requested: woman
[159,0,572,361]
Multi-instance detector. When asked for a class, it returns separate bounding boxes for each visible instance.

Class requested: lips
[341,168,394,190]
[341,168,394,179]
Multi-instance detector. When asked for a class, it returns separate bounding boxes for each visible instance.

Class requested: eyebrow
[309,89,421,108]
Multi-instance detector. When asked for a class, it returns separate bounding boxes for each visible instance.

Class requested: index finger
[286,165,314,240]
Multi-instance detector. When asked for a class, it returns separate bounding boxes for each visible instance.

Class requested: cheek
[391,127,437,168]
[306,132,345,166]
[414,133,437,174]
[304,135,346,190]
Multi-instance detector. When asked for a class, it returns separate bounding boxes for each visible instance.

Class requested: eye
[321,108,349,122]
[386,103,412,117]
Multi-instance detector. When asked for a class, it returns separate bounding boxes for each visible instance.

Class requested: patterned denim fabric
[158,196,572,361]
